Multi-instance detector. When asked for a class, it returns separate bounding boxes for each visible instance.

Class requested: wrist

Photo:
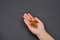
[37,29,46,35]
[36,29,54,40]
[36,29,46,40]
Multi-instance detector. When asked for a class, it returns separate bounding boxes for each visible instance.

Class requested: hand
[23,13,54,40]
[23,13,45,35]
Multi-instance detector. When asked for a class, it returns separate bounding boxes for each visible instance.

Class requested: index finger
[28,13,34,19]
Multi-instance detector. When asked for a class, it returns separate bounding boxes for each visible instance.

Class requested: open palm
[23,13,45,35]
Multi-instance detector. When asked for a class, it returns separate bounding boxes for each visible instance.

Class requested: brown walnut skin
[29,18,38,28]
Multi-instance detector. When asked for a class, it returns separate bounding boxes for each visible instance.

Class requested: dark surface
[0,0,60,40]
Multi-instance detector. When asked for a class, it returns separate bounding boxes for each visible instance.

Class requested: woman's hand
[23,13,54,40]
[23,13,45,35]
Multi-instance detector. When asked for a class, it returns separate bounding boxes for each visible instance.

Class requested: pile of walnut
[29,18,38,28]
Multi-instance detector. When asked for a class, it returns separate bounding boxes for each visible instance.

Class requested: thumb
[35,17,42,23]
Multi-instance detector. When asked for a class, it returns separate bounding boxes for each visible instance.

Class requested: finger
[23,13,29,21]
[23,13,27,19]
[35,17,42,23]
[28,13,33,19]
[23,13,30,20]
[24,19,31,29]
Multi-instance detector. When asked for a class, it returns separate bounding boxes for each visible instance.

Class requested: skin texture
[23,13,54,40]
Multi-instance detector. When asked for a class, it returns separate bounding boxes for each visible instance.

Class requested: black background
[0,0,60,40]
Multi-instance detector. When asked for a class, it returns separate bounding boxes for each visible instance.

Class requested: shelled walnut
[29,18,38,28]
